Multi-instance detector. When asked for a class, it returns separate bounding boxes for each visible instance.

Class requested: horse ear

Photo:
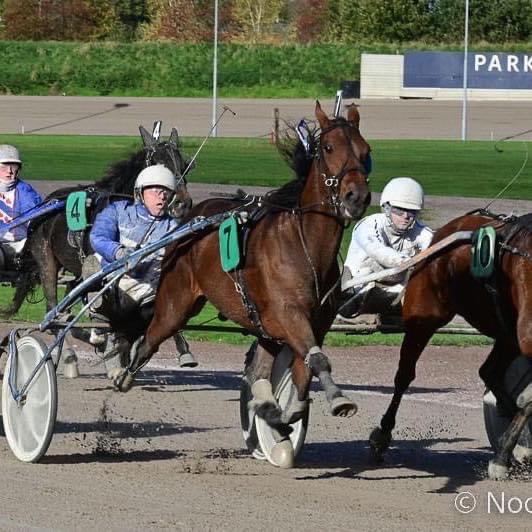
[346,104,360,128]
[139,125,156,147]
[169,127,179,147]
[315,100,330,129]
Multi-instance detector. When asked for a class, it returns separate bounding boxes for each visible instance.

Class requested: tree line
[0,0,530,44]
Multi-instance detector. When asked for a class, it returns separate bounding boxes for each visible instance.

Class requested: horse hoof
[513,444,532,464]
[107,367,124,381]
[270,439,295,469]
[488,460,509,480]
[369,426,392,459]
[89,328,107,347]
[330,396,357,417]
[113,371,133,392]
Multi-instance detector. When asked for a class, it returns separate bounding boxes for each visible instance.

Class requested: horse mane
[94,149,145,193]
[268,117,354,209]
[266,120,319,208]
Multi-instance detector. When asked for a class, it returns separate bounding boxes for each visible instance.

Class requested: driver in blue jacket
[0,144,42,270]
[89,164,197,376]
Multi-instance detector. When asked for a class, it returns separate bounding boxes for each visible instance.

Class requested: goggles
[390,206,417,219]
[142,185,171,197]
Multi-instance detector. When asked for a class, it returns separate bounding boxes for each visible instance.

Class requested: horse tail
[0,247,40,320]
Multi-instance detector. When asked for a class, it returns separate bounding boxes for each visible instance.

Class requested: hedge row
[2,40,532,97]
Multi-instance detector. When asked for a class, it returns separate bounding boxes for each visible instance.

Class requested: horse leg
[273,313,355,418]
[369,319,441,462]
[488,402,532,480]
[36,245,59,313]
[114,292,202,392]
[245,340,295,428]
[245,341,295,467]
[303,347,355,417]
[488,322,532,479]
[478,339,518,417]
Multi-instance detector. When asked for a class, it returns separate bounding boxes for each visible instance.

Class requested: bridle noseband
[313,122,369,216]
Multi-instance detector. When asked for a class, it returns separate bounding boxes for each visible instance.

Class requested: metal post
[212,0,219,137]
[461,0,470,141]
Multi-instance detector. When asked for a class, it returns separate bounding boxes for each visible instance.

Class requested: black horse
[1,125,192,321]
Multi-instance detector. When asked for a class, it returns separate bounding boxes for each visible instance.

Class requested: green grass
[1,134,510,347]
[0,285,491,347]
[2,134,532,200]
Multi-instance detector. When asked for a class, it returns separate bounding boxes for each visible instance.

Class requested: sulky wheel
[2,335,58,462]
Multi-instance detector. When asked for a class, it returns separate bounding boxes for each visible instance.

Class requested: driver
[0,144,42,270]
[338,177,433,319]
[89,164,197,375]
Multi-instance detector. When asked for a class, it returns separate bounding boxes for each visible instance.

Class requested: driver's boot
[174,332,198,368]
[337,288,366,320]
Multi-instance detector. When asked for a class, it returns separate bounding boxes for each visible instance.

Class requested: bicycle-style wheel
[2,336,58,462]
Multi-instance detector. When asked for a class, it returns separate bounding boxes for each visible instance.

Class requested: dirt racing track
[0,334,530,530]
[1,98,532,530]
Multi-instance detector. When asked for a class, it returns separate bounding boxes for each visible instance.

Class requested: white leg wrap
[251,379,276,403]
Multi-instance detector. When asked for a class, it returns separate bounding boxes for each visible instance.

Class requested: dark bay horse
[0,125,192,320]
[369,210,532,479]
[115,101,372,466]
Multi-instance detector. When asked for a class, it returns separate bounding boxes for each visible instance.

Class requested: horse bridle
[144,141,189,214]
[144,142,188,190]
[313,122,370,216]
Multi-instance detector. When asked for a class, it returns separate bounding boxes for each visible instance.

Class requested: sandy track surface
[1,96,532,141]
[0,331,529,531]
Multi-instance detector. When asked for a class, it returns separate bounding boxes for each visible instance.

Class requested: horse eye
[324,144,333,153]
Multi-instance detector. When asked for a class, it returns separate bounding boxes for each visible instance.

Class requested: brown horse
[115,101,372,466]
[369,210,532,479]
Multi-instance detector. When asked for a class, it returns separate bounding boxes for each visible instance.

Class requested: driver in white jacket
[338,177,434,319]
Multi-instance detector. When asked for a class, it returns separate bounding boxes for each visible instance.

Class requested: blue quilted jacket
[0,179,43,241]
[90,200,178,279]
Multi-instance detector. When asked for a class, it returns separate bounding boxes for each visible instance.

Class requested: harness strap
[478,218,523,338]
[234,269,278,342]
[297,216,320,301]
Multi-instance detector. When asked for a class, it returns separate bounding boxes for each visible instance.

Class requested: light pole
[461,0,470,141]
[212,0,219,137]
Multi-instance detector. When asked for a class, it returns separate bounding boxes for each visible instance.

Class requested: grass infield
[1,134,530,200]
[0,286,490,347]
[1,134,513,346]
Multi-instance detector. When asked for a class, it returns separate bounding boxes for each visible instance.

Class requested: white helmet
[134,164,176,202]
[380,177,424,211]
[0,144,22,165]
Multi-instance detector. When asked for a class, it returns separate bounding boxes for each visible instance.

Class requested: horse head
[313,101,371,220]
[139,125,193,220]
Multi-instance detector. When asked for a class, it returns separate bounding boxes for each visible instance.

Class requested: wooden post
[272,107,280,145]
